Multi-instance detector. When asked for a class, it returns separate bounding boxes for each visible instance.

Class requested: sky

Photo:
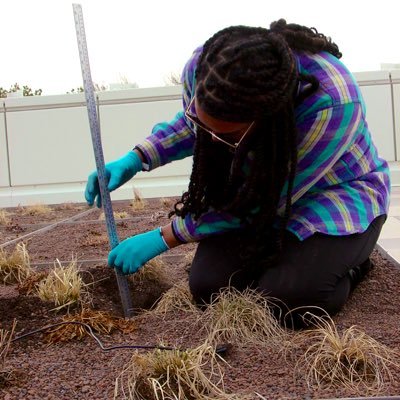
[2,0,400,96]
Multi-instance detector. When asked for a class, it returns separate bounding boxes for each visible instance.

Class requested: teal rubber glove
[85,151,142,208]
[108,228,169,275]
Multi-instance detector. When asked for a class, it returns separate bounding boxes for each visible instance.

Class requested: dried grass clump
[288,313,400,393]
[19,203,52,216]
[81,230,109,247]
[115,342,233,400]
[183,250,195,273]
[46,308,135,343]
[0,242,32,284]
[152,280,198,315]
[160,197,174,208]
[0,209,10,225]
[202,287,286,347]
[56,202,77,210]
[98,211,129,220]
[0,320,17,388]
[17,271,48,295]
[130,187,147,211]
[36,259,89,311]
[129,257,166,284]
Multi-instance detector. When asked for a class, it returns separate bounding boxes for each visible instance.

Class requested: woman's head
[195,26,298,122]
[194,19,341,124]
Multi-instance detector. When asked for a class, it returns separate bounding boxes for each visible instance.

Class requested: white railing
[1,71,399,207]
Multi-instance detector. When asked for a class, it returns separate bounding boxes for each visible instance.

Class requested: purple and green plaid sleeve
[134,47,201,169]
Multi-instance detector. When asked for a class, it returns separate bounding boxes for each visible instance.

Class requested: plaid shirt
[136,46,391,242]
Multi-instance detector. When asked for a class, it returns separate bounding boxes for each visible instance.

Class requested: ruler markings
[72,4,133,317]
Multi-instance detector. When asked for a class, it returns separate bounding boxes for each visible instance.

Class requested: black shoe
[348,258,374,290]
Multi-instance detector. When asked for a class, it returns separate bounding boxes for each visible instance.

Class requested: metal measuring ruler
[72,4,133,317]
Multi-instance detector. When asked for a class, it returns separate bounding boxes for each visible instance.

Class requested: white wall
[0,86,192,207]
[0,105,10,188]
[392,70,400,162]
[390,70,400,185]
[354,71,395,161]
[7,102,93,186]
[0,73,399,207]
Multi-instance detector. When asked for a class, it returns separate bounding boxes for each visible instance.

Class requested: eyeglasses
[185,96,255,150]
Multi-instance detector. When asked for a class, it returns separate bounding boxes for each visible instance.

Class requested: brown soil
[1,198,400,399]
[0,204,91,244]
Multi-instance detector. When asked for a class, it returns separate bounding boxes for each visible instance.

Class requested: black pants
[189,215,386,326]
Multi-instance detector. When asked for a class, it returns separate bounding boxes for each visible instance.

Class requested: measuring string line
[11,321,228,355]
[12,321,173,351]
[16,215,158,230]
[0,207,97,250]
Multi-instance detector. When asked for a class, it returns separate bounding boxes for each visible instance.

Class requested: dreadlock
[270,19,342,59]
[171,20,341,265]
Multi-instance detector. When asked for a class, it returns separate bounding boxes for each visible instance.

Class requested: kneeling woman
[86,20,390,327]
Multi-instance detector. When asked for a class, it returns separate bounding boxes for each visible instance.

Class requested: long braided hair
[171,19,342,264]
